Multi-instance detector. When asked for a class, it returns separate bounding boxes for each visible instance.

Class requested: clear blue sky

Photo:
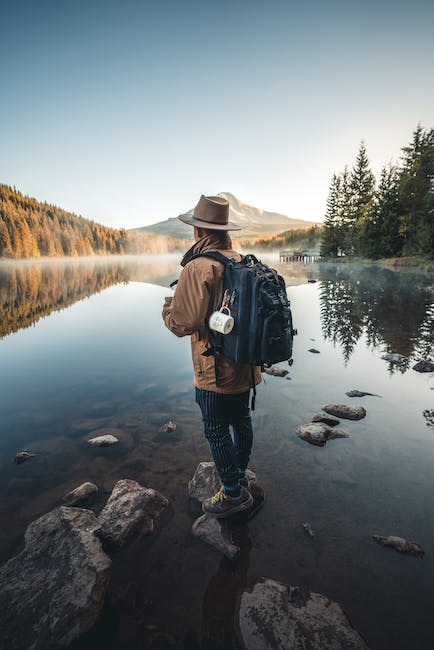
[1,0,433,227]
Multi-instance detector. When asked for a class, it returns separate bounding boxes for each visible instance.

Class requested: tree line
[321,125,434,259]
[0,185,184,258]
[241,225,322,251]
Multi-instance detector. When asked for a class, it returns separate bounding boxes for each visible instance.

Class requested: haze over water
[0,255,433,649]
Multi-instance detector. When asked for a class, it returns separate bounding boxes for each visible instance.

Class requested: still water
[0,256,433,649]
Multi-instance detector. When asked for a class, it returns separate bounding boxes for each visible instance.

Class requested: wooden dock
[279,249,321,263]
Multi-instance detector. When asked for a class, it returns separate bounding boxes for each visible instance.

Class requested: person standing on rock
[162,194,261,518]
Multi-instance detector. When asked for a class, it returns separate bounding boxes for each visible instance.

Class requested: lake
[0,255,433,650]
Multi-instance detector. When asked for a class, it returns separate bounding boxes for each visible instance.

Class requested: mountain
[132,192,319,239]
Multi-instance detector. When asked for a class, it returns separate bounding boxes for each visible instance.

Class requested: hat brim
[178,214,242,231]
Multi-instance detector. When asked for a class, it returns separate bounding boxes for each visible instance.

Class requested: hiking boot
[202,486,253,519]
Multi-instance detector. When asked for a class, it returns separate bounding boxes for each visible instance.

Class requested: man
[162,194,261,518]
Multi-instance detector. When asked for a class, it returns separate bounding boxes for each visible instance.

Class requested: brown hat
[178,194,241,231]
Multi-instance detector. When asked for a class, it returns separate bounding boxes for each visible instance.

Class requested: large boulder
[98,479,168,549]
[238,578,368,649]
[322,404,366,420]
[0,507,111,649]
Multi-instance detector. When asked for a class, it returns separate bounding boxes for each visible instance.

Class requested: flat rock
[98,479,168,549]
[192,515,240,560]
[297,423,349,447]
[346,390,381,398]
[238,578,368,649]
[413,360,434,373]
[63,481,98,506]
[0,507,111,649]
[322,404,366,420]
[372,535,424,558]
[13,450,35,464]
[381,353,408,365]
[264,365,289,377]
[312,412,340,427]
[88,434,118,447]
[308,348,320,354]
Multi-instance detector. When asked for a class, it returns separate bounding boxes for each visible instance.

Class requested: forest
[0,185,184,258]
[321,125,434,259]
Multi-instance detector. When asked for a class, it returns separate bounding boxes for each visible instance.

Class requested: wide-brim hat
[178,194,242,231]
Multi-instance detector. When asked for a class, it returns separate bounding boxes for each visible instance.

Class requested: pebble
[381,353,408,365]
[302,522,315,538]
[264,366,288,377]
[413,360,434,373]
[163,421,177,433]
[308,348,320,354]
[346,390,381,398]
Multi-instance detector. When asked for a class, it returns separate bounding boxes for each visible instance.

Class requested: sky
[1,0,433,228]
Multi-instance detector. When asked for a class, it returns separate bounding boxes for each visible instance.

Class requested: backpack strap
[188,250,237,266]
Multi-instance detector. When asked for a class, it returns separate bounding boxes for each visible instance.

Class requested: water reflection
[0,257,180,339]
[318,266,433,366]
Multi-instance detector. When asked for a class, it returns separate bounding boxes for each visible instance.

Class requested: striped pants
[195,388,253,488]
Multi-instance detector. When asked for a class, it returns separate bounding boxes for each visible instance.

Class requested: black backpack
[189,252,297,404]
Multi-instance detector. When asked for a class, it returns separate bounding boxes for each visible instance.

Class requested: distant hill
[132,192,319,240]
[0,185,184,258]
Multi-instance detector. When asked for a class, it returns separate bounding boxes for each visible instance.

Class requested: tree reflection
[319,265,433,368]
[0,257,180,339]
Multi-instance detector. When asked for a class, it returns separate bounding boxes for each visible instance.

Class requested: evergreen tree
[398,125,434,256]
[321,174,342,256]
[338,166,354,255]
[350,141,375,254]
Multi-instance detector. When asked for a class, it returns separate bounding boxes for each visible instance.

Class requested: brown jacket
[162,233,262,394]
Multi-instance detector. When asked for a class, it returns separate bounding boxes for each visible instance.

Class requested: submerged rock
[88,434,118,447]
[372,535,424,558]
[192,515,240,560]
[63,481,98,506]
[297,423,349,447]
[302,522,315,538]
[308,348,320,353]
[13,450,35,464]
[322,404,366,420]
[346,390,381,398]
[413,360,434,373]
[312,412,340,427]
[163,420,177,433]
[98,479,168,549]
[264,365,289,377]
[382,353,408,365]
[0,507,111,649]
[423,409,434,428]
[238,578,368,650]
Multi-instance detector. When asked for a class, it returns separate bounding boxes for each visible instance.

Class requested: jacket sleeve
[162,261,213,337]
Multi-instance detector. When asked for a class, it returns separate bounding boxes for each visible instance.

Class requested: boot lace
[211,486,228,504]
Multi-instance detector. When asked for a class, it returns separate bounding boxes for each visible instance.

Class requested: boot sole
[202,493,254,519]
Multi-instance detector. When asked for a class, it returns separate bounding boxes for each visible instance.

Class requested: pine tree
[321,174,342,256]
[350,141,375,254]
[338,166,354,255]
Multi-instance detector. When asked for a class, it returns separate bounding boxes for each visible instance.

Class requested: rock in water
[423,409,434,428]
[63,481,98,506]
[372,535,424,558]
[87,434,118,446]
[322,404,366,420]
[98,479,168,549]
[192,515,240,560]
[238,578,368,650]
[381,353,408,365]
[302,522,315,538]
[413,360,434,373]
[163,420,177,432]
[13,450,35,464]
[312,412,340,427]
[0,507,111,649]
[346,390,381,398]
[264,365,288,377]
[308,348,320,354]
[297,423,349,447]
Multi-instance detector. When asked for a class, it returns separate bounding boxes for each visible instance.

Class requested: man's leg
[195,388,240,489]
[196,388,253,517]
[231,391,253,475]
